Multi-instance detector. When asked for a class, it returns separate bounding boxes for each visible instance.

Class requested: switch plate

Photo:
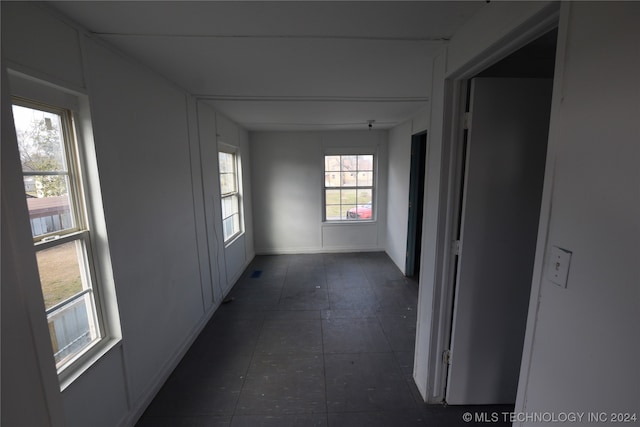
[547,246,572,288]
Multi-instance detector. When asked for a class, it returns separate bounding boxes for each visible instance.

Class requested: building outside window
[219,150,241,242]
[11,99,105,373]
[324,154,374,221]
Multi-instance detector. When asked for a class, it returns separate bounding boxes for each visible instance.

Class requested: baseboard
[222,255,255,297]
[255,247,384,255]
[119,254,256,427]
[119,302,219,427]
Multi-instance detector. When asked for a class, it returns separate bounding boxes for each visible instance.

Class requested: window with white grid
[12,99,104,373]
[219,150,241,242]
[324,154,374,221]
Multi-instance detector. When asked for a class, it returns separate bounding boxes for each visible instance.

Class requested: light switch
[547,246,572,288]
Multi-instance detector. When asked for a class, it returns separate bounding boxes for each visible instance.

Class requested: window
[324,154,374,221]
[12,99,104,373]
[219,150,241,242]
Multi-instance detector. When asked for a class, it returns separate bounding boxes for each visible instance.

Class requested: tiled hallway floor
[136,253,512,426]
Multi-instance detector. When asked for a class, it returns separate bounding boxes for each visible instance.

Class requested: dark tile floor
[136,252,512,426]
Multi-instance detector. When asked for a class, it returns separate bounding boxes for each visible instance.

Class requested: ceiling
[50,1,486,131]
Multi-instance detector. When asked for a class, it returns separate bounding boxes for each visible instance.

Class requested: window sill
[224,231,245,249]
[322,220,377,226]
[59,337,122,392]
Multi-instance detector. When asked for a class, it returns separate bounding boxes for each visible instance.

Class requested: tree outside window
[12,101,103,371]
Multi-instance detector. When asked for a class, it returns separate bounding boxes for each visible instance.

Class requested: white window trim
[9,71,121,389]
[322,150,377,223]
[218,143,244,245]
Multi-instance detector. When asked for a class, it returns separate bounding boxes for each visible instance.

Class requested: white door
[446,78,552,405]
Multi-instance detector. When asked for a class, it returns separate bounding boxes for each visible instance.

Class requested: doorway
[444,29,558,405]
[405,131,427,277]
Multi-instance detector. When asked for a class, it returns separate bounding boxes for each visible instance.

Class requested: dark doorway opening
[405,131,427,277]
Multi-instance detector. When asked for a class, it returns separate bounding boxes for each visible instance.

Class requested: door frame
[446,77,554,404]
[405,131,427,277]
[422,5,561,404]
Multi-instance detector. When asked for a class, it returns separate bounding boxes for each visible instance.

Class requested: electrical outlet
[547,246,572,288]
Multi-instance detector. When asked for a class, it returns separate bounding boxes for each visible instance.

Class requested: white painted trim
[4,60,87,96]
[119,302,219,427]
[322,146,378,155]
[75,32,131,412]
[186,94,215,312]
[255,248,384,255]
[223,256,255,298]
[2,65,67,426]
[321,220,377,227]
[421,78,468,404]
[7,67,125,397]
[446,4,560,80]
[417,3,560,405]
[8,69,83,109]
[218,141,239,154]
[120,247,252,426]
[120,245,253,426]
[196,95,428,103]
[514,3,571,423]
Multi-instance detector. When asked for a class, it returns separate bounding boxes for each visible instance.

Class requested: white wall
[2,65,67,427]
[414,1,640,420]
[516,2,640,422]
[198,104,255,300]
[414,49,450,402]
[385,107,430,274]
[385,122,412,273]
[446,1,555,76]
[1,3,253,426]
[250,130,388,254]
[217,113,255,288]
[413,0,558,403]
[84,35,207,410]
[239,127,255,263]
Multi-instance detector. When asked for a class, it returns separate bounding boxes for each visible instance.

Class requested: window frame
[13,97,107,376]
[323,153,376,222]
[218,147,242,244]
[16,99,86,240]
[8,72,120,388]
